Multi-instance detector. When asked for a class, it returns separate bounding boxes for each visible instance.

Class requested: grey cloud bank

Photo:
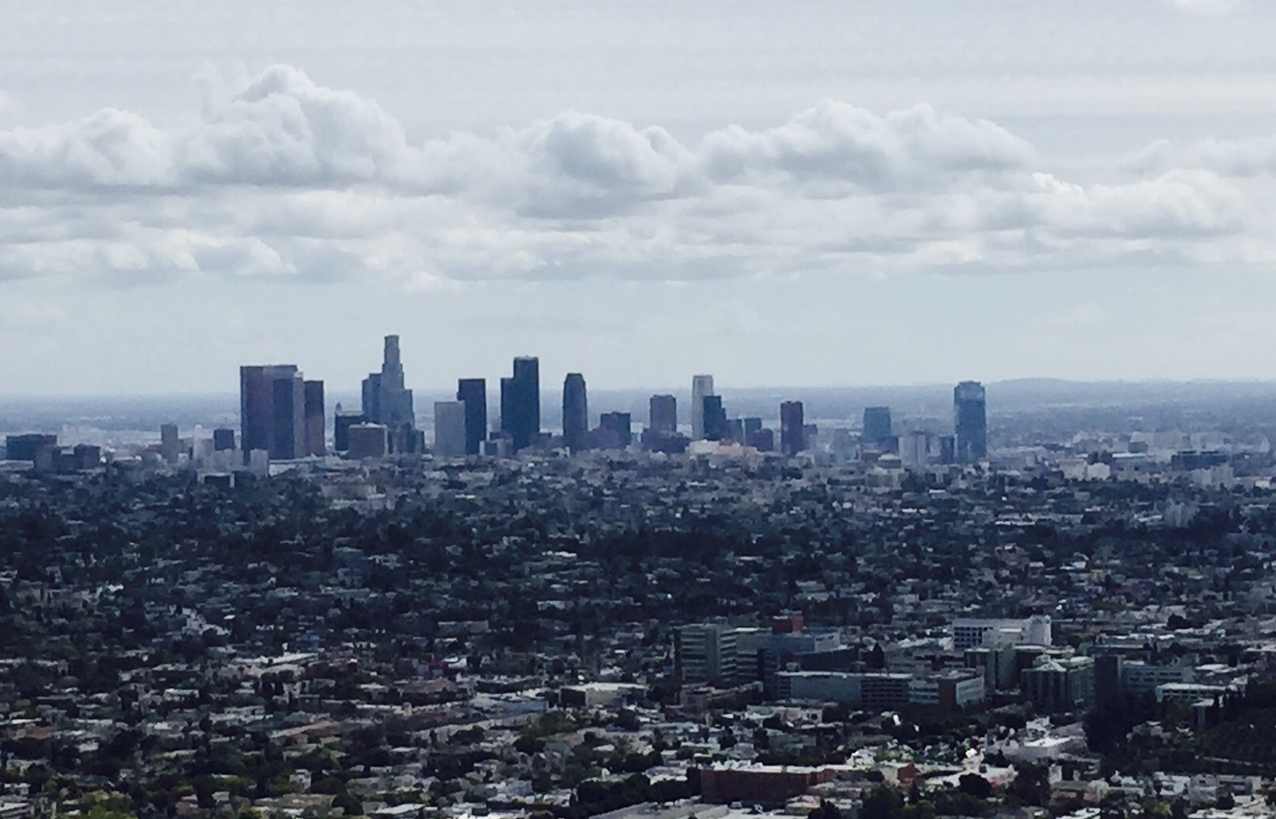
[0,65,1268,289]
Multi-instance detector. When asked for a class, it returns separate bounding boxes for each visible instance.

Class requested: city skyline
[5,2,1276,393]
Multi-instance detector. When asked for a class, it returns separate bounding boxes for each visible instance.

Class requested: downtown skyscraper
[456,378,487,456]
[500,357,540,452]
[562,373,588,454]
[691,375,714,440]
[862,406,892,448]
[780,401,806,456]
[362,335,417,453]
[954,381,988,462]
[649,394,677,434]
[240,365,305,464]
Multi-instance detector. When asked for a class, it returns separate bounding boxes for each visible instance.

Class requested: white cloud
[0,64,1270,288]
[700,101,1033,190]
[1167,0,1241,14]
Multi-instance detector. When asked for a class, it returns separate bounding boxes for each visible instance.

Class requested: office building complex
[862,407,892,447]
[749,427,775,452]
[361,373,381,430]
[433,401,468,458]
[212,428,236,452]
[362,336,416,454]
[780,401,806,456]
[562,373,589,453]
[952,616,1051,651]
[240,365,306,464]
[4,434,58,462]
[691,375,714,440]
[598,411,632,449]
[333,410,365,453]
[304,380,325,457]
[900,430,930,468]
[457,378,488,456]
[500,357,540,451]
[675,623,739,683]
[702,395,728,441]
[160,423,180,464]
[954,381,988,462]
[346,423,388,459]
[649,394,677,434]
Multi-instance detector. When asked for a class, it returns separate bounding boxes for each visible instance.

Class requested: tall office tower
[901,430,931,468]
[303,380,325,456]
[649,394,677,433]
[749,427,775,452]
[360,335,416,453]
[562,373,589,453]
[691,375,715,439]
[725,418,744,443]
[240,365,306,464]
[702,395,728,441]
[954,381,988,462]
[361,373,382,427]
[5,434,57,461]
[500,357,540,451]
[743,417,762,438]
[160,423,180,464]
[346,423,388,459]
[780,401,806,456]
[333,411,364,452]
[599,412,633,449]
[433,401,468,458]
[456,378,488,456]
[862,406,893,446]
[212,428,236,452]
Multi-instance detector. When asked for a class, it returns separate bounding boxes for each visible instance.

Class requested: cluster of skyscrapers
[238,365,325,464]
[234,335,989,465]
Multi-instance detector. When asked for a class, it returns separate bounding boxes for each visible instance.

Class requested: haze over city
[5,1,1276,393]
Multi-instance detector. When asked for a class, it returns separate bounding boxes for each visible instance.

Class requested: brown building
[699,766,834,805]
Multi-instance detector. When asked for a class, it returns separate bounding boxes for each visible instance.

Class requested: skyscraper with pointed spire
[362,335,417,453]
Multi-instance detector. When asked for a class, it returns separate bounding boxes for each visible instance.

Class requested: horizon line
[4,376,1276,402]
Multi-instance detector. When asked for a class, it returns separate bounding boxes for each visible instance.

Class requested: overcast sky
[4,0,1276,395]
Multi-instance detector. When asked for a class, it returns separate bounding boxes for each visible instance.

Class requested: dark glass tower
[599,411,632,449]
[304,380,325,456]
[501,356,540,451]
[953,381,987,462]
[457,378,488,456]
[702,395,727,441]
[862,406,892,447]
[649,394,677,434]
[780,401,806,456]
[562,373,588,454]
[240,365,306,464]
[334,411,365,453]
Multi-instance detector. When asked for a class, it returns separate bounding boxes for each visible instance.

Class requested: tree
[958,774,991,800]
[861,786,905,819]
[809,800,842,819]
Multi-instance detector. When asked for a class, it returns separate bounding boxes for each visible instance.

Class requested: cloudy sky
[4,0,1276,395]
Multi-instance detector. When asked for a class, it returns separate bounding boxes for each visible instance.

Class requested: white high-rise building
[901,430,930,468]
[691,374,715,440]
[433,401,468,458]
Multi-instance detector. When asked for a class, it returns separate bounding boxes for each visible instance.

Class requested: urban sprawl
[3,336,1276,819]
